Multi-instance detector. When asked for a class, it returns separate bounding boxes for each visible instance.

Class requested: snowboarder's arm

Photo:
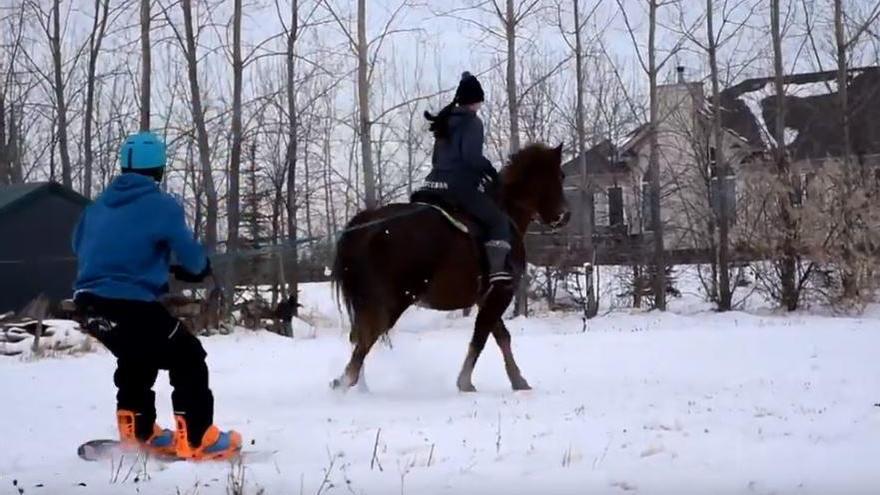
[164,200,209,277]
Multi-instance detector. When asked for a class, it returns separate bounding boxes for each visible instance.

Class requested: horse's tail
[331,210,376,342]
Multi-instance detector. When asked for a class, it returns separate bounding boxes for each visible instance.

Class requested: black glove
[480,167,499,193]
[482,165,499,183]
[171,259,212,283]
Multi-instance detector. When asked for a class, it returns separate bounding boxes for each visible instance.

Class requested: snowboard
[77,439,271,463]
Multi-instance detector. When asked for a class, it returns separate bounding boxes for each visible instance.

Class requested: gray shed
[0,182,89,313]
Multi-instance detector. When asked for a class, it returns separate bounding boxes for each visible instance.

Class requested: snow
[0,319,92,358]
[2,281,880,494]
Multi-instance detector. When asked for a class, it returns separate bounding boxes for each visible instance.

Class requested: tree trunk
[0,94,8,185]
[834,0,858,299]
[140,0,151,131]
[181,0,218,251]
[303,118,313,238]
[357,0,376,209]
[285,0,300,320]
[506,0,527,316]
[9,103,21,184]
[247,141,259,242]
[323,113,337,234]
[51,0,72,188]
[505,0,520,154]
[220,0,244,314]
[648,0,666,310]
[84,0,110,199]
[573,0,597,317]
[228,0,243,253]
[771,0,798,311]
[707,0,732,311]
[834,0,850,168]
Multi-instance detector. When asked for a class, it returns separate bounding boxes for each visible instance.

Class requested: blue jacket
[429,108,495,187]
[72,174,208,302]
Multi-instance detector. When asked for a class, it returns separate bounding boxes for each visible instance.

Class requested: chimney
[676,66,685,84]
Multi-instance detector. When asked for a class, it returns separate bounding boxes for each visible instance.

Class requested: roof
[562,139,632,178]
[0,182,89,216]
[720,67,880,160]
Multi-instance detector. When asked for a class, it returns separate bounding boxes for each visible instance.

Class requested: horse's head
[502,143,571,230]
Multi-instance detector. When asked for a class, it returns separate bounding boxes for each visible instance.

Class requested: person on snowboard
[418,71,513,287]
[72,131,241,460]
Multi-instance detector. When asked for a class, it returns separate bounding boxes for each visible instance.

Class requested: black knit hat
[455,71,485,105]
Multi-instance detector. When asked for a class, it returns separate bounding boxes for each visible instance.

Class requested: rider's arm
[460,117,494,174]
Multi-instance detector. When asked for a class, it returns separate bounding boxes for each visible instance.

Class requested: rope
[0,200,515,266]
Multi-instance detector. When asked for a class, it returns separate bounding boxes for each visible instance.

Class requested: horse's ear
[554,142,564,158]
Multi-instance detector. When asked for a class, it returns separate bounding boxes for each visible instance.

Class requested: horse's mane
[501,143,554,186]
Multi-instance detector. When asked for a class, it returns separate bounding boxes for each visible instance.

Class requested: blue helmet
[119,131,166,171]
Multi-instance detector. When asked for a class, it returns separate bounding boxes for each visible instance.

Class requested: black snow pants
[74,292,214,443]
[418,171,511,245]
[448,181,511,244]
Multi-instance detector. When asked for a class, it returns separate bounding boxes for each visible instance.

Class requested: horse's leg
[492,320,531,391]
[331,308,382,390]
[456,285,513,392]
[456,324,492,393]
[332,299,408,391]
[355,364,370,393]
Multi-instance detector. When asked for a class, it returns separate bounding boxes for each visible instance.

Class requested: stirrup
[488,271,513,284]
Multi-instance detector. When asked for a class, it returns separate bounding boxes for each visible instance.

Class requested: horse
[331,142,571,392]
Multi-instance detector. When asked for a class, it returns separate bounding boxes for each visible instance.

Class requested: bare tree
[496,0,541,154]
[0,95,11,185]
[325,0,450,209]
[833,0,880,301]
[0,2,28,186]
[31,0,76,189]
[82,0,111,198]
[705,1,733,310]
[285,0,301,316]
[770,0,799,311]
[355,0,375,208]
[322,0,379,208]
[140,0,151,131]
[164,0,219,251]
[228,0,243,252]
[556,0,603,316]
[616,0,689,311]
[53,0,72,188]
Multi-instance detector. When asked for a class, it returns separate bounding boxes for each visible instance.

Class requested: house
[529,66,880,267]
[0,182,89,313]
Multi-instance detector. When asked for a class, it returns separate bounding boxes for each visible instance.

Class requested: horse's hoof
[330,378,346,390]
[512,380,532,391]
[457,382,477,393]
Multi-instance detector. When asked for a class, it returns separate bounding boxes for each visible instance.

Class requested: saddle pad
[413,202,469,234]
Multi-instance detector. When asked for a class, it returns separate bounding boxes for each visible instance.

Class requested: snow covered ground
[2,281,880,494]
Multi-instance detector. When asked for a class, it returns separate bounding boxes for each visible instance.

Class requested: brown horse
[331,143,570,392]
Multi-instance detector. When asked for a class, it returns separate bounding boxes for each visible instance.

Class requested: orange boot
[117,410,177,457]
[174,415,242,461]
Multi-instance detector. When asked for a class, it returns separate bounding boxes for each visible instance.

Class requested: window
[792,172,814,207]
[593,191,609,227]
[608,186,624,227]
[563,189,585,231]
[710,175,737,225]
[641,181,652,228]
[708,146,718,177]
